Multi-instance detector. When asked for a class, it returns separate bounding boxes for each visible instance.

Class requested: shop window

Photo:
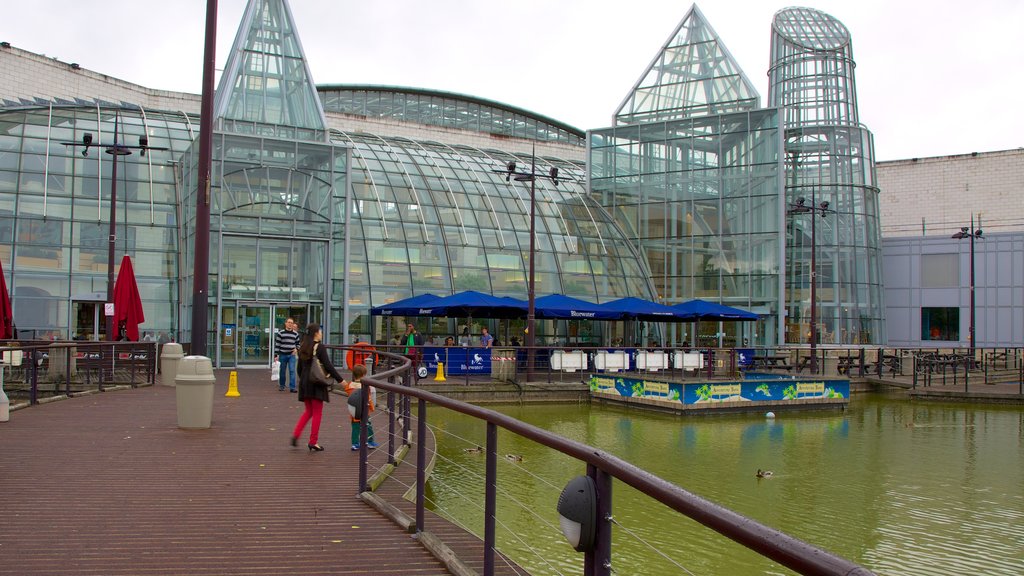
[921,307,958,341]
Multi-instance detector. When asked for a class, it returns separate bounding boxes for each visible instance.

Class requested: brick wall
[0,44,200,114]
[877,149,1024,238]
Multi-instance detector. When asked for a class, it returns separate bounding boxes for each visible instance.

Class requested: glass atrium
[0,0,650,365]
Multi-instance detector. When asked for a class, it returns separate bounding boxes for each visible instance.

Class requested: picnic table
[870,354,903,376]
[836,355,859,375]
[750,354,793,371]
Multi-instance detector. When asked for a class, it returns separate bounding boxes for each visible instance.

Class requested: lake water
[423,395,1024,575]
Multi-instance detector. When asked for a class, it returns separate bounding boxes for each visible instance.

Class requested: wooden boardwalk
[0,370,455,575]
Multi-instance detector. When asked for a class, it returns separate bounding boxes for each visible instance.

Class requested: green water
[423,395,1024,575]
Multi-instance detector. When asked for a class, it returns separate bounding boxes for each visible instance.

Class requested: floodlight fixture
[557,475,597,553]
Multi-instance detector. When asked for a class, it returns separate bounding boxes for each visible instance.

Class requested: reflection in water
[424,396,1024,576]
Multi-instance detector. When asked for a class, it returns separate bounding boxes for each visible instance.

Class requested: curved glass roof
[319,85,585,147]
[330,129,653,306]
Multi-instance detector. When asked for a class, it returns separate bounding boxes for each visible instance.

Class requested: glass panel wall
[591,109,783,346]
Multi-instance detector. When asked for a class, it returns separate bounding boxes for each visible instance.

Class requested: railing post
[403,368,413,445]
[912,355,917,389]
[65,344,72,396]
[585,464,613,576]
[415,397,427,533]
[483,422,498,576]
[387,374,397,465]
[858,348,865,378]
[29,348,39,405]
[964,356,969,393]
[358,378,370,493]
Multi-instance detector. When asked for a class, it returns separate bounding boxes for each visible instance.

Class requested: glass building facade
[768,7,885,345]
[589,5,884,347]
[0,0,650,366]
[591,6,784,347]
[0,1,885,364]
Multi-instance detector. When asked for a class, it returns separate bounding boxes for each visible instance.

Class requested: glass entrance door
[72,301,107,341]
[233,303,323,366]
[238,304,272,366]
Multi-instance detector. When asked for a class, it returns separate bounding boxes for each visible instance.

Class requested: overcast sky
[4,0,1022,161]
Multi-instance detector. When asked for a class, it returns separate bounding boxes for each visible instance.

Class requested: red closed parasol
[0,260,11,339]
[112,255,145,341]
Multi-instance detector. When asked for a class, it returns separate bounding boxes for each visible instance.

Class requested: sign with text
[423,347,492,375]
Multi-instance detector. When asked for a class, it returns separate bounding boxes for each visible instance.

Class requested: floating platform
[587,371,849,415]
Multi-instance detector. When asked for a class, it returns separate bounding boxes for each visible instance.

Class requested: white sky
[4,0,1022,161]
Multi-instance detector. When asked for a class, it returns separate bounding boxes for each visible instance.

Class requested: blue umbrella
[533,294,622,320]
[371,293,444,316]
[672,299,759,321]
[431,290,527,319]
[599,297,689,322]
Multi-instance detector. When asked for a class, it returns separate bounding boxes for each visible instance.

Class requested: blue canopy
[430,290,528,318]
[371,293,444,316]
[672,299,759,321]
[533,294,622,320]
[599,297,689,322]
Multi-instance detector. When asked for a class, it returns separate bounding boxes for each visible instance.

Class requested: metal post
[809,187,818,374]
[106,113,121,344]
[387,374,396,465]
[968,215,976,365]
[585,464,613,576]
[190,0,218,356]
[483,422,498,576]
[415,397,426,533]
[526,156,537,383]
[358,383,369,493]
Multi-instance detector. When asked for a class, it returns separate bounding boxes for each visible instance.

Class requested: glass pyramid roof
[213,0,327,133]
[614,4,760,125]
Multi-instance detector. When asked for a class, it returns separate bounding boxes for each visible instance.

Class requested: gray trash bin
[161,343,184,386]
[175,355,215,429]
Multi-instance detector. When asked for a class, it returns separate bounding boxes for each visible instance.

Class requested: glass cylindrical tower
[769,7,886,345]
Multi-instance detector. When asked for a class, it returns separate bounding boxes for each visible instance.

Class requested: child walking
[344,364,378,451]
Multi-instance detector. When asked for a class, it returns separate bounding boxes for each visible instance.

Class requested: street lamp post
[787,193,834,374]
[952,216,982,363]
[62,112,166,341]
[496,147,561,382]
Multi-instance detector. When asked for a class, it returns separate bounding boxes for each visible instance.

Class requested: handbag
[270,359,280,382]
[308,344,332,387]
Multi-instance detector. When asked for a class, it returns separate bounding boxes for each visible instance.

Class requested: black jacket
[297,343,344,402]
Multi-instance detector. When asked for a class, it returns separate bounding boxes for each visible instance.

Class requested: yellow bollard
[434,362,447,382]
[225,370,240,397]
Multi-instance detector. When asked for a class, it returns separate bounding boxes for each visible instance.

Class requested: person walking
[291,323,343,452]
[343,364,378,451]
[275,317,300,392]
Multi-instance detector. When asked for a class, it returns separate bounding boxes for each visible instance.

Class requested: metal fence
[0,340,158,404]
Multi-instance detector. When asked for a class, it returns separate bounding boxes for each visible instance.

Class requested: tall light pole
[496,147,561,382]
[191,0,218,357]
[952,216,982,362]
[62,112,166,341]
[787,193,833,374]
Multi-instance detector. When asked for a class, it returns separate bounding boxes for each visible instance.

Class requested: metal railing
[0,340,158,405]
[338,345,875,576]
[368,343,1023,395]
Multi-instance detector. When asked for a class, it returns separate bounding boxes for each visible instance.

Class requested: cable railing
[337,344,876,576]
[0,340,158,405]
